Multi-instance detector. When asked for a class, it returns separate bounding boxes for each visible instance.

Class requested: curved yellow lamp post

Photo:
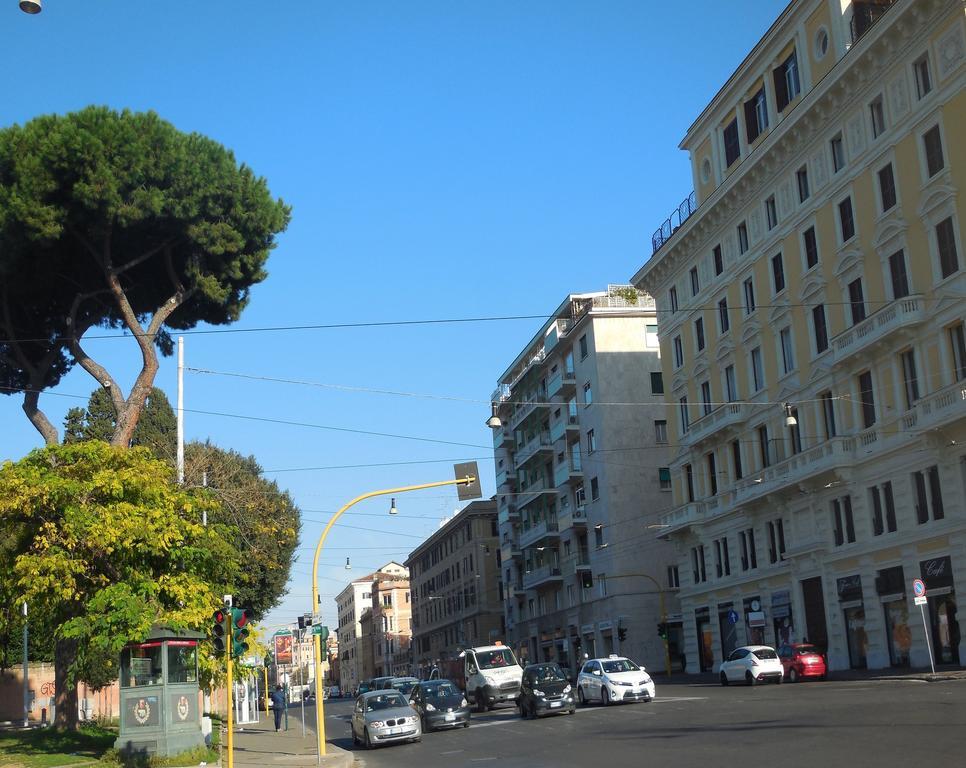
[607,572,671,677]
[311,475,476,761]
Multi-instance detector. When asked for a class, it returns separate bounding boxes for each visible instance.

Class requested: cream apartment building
[633,0,966,673]
[489,287,679,675]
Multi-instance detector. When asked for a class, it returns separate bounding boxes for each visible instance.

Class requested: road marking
[440,750,465,755]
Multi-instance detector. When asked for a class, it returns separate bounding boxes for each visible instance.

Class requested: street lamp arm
[604,572,671,678]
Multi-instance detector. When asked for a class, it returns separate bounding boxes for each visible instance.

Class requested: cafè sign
[921,556,953,589]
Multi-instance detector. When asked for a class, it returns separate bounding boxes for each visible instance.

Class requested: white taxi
[576,655,656,705]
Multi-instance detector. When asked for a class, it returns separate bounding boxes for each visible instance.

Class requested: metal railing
[651,190,697,254]
[850,1,896,44]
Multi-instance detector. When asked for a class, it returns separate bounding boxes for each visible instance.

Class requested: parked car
[350,690,421,749]
[778,643,827,682]
[389,676,420,696]
[518,662,576,718]
[576,655,655,705]
[719,645,784,686]
[409,679,471,731]
[356,681,372,696]
[370,676,395,690]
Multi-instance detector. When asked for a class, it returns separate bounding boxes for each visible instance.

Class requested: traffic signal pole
[606,573,671,677]
[226,647,234,768]
[310,475,477,762]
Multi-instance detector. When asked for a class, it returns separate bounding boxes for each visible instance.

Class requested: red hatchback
[778,643,827,682]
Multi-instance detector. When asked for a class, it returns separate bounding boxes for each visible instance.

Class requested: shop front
[875,565,910,668]
[920,556,960,666]
[695,608,714,672]
[771,590,794,648]
[837,575,867,669]
[717,604,738,660]
[743,596,765,646]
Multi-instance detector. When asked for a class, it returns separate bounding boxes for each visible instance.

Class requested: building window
[832,496,856,546]
[673,335,684,368]
[724,364,737,402]
[658,467,671,491]
[936,217,960,279]
[713,244,724,276]
[583,382,593,406]
[679,396,690,434]
[751,346,764,392]
[923,125,944,177]
[690,266,700,296]
[878,163,897,212]
[691,546,707,584]
[731,439,743,480]
[718,297,730,334]
[714,539,724,578]
[839,196,855,242]
[669,286,679,314]
[950,323,966,382]
[706,451,718,496]
[913,466,944,523]
[745,88,768,143]
[651,371,665,394]
[695,317,705,352]
[655,419,668,444]
[812,304,829,354]
[758,424,770,469]
[765,195,778,230]
[869,96,886,138]
[737,221,749,254]
[889,250,910,299]
[579,334,588,359]
[774,51,800,111]
[848,277,866,324]
[685,463,695,502]
[803,226,819,269]
[645,323,659,348]
[767,519,786,564]
[900,349,920,409]
[780,326,795,374]
[914,55,932,99]
[586,429,596,454]
[667,565,680,589]
[590,477,600,501]
[820,390,837,439]
[831,133,845,173]
[858,370,876,428]
[771,252,785,293]
[796,165,810,203]
[870,481,897,536]
[739,528,757,570]
[743,277,756,314]
[724,118,741,167]
[701,380,712,416]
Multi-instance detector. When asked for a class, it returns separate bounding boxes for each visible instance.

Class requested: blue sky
[0,0,787,632]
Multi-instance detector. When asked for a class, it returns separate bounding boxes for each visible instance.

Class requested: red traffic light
[213,609,226,625]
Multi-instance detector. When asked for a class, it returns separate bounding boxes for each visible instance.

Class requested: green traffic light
[231,607,251,657]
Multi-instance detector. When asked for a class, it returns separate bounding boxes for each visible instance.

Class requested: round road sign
[913,578,926,597]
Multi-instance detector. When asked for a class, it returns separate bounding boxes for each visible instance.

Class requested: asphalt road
[319,678,966,768]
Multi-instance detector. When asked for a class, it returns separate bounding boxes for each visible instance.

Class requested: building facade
[406,499,503,678]
[335,561,407,692]
[489,287,679,676]
[633,0,966,673]
[370,571,413,677]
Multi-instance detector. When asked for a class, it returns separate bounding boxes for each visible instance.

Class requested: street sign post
[912,579,935,673]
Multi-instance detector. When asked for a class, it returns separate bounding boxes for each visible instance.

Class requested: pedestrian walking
[271,685,286,731]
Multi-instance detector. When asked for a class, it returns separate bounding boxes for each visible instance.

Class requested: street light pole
[310,474,477,761]
[606,573,671,677]
[22,602,29,727]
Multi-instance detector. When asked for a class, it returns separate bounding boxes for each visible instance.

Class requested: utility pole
[177,336,184,485]
[22,602,29,727]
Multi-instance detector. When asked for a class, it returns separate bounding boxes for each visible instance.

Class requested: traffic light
[318,625,329,641]
[212,608,229,655]
[657,622,668,640]
[231,607,251,658]
[618,627,628,642]
[297,615,306,630]
[573,636,582,651]
[580,571,593,589]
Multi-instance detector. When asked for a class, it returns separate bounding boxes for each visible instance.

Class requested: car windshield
[531,665,567,682]
[392,680,417,695]
[796,645,822,656]
[476,649,516,669]
[366,693,407,711]
[424,682,460,699]
[602,659,640,674]
[753,648,778,660]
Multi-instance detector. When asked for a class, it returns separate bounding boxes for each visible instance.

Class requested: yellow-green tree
[0,441,239,728]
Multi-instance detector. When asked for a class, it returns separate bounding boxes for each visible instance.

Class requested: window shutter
[744,98,759,144]
[773,66,789,111]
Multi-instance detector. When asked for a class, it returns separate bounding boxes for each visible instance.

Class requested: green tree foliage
[184,442,300,619]
[64,387,177,462]
[0,442,239,728]
[0,106,290,446]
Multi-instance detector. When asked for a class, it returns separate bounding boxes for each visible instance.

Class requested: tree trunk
[22,389,60,445]
[54,637,79,729]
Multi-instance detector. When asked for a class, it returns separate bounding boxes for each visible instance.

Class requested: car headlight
[407,716,418,724]
[641,677,651,685]
[425,703,436,711]
[461,698,468,707]
[533,689,545,697]
[563,684,572,693]
[484,675,496,685]
[370,720,385,728]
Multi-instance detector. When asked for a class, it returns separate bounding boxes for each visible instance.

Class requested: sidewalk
[230,711,352,768]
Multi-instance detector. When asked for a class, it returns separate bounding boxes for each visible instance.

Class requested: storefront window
[844,606,868,669]
[884,601,911,667]
[121,644,163,687]
[931,594,961,665]
[167,642,198,683]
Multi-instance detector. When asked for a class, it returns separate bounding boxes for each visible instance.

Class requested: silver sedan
[350,690,422,749]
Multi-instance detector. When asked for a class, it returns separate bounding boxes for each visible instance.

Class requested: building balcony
[507,582,527,598]
[658,501,705,535]
[498,504,520,526]
[550,413,580,443]
[688,403,746,445]
[501,540,522,561]
[548,369,577,398]
[651,190,697,255]
[552,454,583,487]
[516,478,557,511]
[523,563,563,590]
[783,533,827,559]
[514,432,554,470]
[831,294,925,363]
[492,426,514,449]
[558,503,588,532]
[562,553,591,576]
[510,395,550,430]
[519,518,561,550]
[850,0,897,44]
[900,381,966,433]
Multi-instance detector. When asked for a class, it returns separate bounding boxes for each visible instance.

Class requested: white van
[463,644,523,712]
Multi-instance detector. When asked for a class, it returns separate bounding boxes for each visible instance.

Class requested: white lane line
[440,749,465,755]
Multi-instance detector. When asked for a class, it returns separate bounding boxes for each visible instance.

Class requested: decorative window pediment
[872,215,908,252]
[833,247,863,280]
[768,301,791,325]
[917,183,957,223]
[715,337,735,362]
[799,275,826,302]
[740,319,761,345]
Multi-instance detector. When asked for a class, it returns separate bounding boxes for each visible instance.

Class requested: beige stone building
[370,571,412,677]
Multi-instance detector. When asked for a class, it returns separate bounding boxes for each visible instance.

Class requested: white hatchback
[719,645,784,686]
[576,656,656,705]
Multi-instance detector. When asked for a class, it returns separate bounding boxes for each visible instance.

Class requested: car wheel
[413,736,422,743]
[476,694,487,714]
[463,721,470,728]
[351,724,359,746]
[819,673,827,681]
[719,672,729,687]
[569,707,576,715]
[364,728,373,750]
[789,668,799,683]
[776,674,783,685]
[577,686,586,705]
[601,688,610,706]
[746,671,756,687]
[421,716,430,733]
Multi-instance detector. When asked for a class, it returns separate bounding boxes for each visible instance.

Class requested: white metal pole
[919,602,936,674]
[177,336,184,485]
[22,602,28,727]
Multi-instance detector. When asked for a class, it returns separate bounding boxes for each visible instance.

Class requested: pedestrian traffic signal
[212,609,229,655]
[618,627,628,642]
[657,622,668,640]
[231,607,251,657]
[580,571,593,589]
